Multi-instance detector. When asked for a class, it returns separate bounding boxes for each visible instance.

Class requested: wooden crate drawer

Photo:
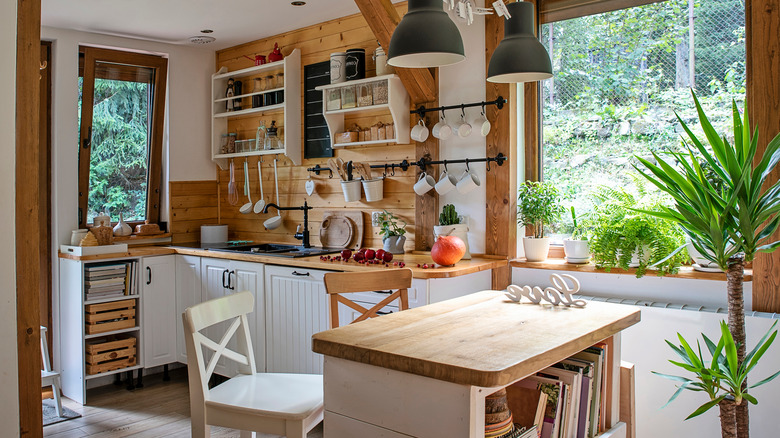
[85,335,137,375]
[85,299,137,335]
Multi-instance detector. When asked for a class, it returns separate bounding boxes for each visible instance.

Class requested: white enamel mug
[455,114,472,138]
[435,169,458,195]
[432,112,452,140]
[413,172,436,195]
[473,110,491,136]
[410,119,429,142]
[457,168,481,194]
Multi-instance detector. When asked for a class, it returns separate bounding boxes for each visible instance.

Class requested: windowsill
[510,258,753,282]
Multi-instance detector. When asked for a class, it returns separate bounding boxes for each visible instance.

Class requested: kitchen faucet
[262,201,313,248]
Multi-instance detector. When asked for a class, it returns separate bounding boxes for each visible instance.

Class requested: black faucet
[262,201,314,248]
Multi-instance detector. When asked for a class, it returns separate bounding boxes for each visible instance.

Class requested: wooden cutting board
[321,210,364,250]
[320,216,352,249]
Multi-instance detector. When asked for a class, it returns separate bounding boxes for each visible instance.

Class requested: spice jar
[275,72,284,88]
[341,84,357,109]
[372,80,388,104]
[252,78,264,108]
[358,83,373,107]
[326,88,341,111]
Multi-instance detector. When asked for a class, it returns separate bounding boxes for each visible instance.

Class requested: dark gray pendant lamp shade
[387,0,465,68]
[487,1,552,83]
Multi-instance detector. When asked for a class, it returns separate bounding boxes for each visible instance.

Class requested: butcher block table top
[312,290,640,388]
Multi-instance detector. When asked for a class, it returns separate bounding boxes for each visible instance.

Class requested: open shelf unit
[211,49,301,168]
[315,74,410,148]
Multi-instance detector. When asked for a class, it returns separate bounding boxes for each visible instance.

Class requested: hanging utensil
[263,159,283,230]
[253,160,266,214]
[328,158,346,181]
[227,159,238,205]
[239,159,253,214]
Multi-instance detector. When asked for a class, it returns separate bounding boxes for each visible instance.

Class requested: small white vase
[523,237,550,262]
[433,224,471,259]
[113,213,132,236]
[383,235,406,254]
[563,239,590,263]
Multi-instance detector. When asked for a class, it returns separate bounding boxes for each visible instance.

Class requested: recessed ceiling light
[200,29,214,34]
[189,36,216,45]
[291,1,306,5]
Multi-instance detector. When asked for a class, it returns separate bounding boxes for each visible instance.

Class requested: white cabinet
[141,255,176,368]
[264,265,329,374]
[175,255,202,364]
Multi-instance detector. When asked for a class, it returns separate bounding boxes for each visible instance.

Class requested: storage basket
[85,298,136,335]
[362,178,384,202]
[85,335,137,375]
[341,180,362,202]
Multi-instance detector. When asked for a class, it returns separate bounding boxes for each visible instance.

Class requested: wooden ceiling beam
[354,0,438,103]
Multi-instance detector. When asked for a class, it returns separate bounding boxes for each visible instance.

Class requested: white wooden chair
[40,326,63,417]
[182,291,323,438]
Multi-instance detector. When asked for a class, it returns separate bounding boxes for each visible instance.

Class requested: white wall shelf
[211,49,301,168]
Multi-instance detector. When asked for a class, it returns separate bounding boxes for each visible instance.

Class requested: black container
[233,80,243,110]
[345,48,366,81]
[275,90,285,104]
[264,92,277,106]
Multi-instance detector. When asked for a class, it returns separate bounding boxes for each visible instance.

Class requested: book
[507,383,549,437]
[573,347,605,438]
[559,358,593,438]
[542,366,581,438]
[523,374,564,438]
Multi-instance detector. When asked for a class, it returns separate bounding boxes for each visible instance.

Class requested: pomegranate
[365,249,376,260]
[382,252,393,263]
[354,252,365,262]
[431,235,466,267]
[341,249,352,260]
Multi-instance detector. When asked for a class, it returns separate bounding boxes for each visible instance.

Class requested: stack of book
[84,262,136,301]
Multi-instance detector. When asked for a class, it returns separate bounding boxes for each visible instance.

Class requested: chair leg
[190,418,210,438]
[239,431,252,438]
[285,419,306,438]
[51,380,63,418]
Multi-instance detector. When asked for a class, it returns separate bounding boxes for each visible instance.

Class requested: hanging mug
[330,52,346,84]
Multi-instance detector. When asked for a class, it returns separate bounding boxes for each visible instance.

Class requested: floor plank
[44,369,323,438]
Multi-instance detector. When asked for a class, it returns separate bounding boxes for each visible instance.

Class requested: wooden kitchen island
[312,290,641,438]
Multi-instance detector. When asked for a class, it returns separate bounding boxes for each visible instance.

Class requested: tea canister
[345,48,366,81]
[330,52,347,84]
[373,45,394,76]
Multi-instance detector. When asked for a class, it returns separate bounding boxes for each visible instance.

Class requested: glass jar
[265,75,275,90]
[275,72,284,88]
[265,120,282,150]
[252,78,264,108]
[221,133,237,154]
[326,88,341,111]
[341,84,357,109]
[358,83,373,107]
[372,80,388,105]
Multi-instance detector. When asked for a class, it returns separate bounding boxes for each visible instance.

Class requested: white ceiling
[42,0,364,51]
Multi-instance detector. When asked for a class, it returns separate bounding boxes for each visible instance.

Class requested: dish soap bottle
[265,120,281,150]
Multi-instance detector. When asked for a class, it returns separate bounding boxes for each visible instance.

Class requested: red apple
[382,252,393,263]
[376,249,386,260]
[341,249,352,260]
[365,249,376,260]
[354,252,365,262]
[431,235,466,267]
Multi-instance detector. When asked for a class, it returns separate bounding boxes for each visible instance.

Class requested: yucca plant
[634,91,780,438]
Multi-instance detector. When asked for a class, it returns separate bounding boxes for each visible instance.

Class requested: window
[537,0,745,236]
[78,47,167,228]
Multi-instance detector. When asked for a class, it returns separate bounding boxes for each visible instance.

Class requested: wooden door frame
[40,40,53,362]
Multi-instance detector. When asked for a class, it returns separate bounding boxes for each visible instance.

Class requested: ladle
[253,160,266,214]
[239,159,253,214]
[263,158,283,230]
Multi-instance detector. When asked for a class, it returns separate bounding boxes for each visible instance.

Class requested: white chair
[40,326,63,417]
[182,291,323,438]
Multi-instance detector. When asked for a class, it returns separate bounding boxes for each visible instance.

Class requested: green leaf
[685,396,725,420]
[750,369,780,389]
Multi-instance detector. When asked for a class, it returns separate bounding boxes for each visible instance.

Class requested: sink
[207,243,341,258]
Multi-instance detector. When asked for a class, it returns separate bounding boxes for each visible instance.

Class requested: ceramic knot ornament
[113,213,132,236]
[268,43,283,62]
[504,273,587,308]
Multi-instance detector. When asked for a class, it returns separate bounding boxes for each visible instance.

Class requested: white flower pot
[523,237,550,262]
[563,239,590,263]
[383,235,406,254]
[433,224,471,259]
[686,240,723,271]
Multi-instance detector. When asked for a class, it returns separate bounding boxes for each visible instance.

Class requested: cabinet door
[264,265,329,374]
[200,257,234,376]
[142,255,177,368]
[230,260,264,372]
[175,255,202,364]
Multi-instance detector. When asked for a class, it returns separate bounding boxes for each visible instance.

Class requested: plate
[692,263,723,273]
[565,257,590,264]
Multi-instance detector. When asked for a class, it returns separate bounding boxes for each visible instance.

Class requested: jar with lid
[221,133,237,154]
[265,75,276,90]
[373,44,394,76]
[252,78,264,108]
[358,83,373,107]
[326,88,341,111]
[341,84,357,109]
[264,120,282,150]
[275,72,284,88]
[371,80,388,104]
[257,121,267,150]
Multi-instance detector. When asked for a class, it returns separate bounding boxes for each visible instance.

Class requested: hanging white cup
[413,172,436,195]
[457,167,481,194]
[455,113,472,138]
[410,119,429,142]
[473,109,491,136]
[432,112,452,140]
[435,169,458,195]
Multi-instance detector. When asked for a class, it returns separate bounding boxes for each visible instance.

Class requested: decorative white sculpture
[505,273,587,308]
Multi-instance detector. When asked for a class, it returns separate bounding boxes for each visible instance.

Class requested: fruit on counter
[431,235,466,267]
[341,249,352,260]
[376,249,386,260]
[354,252,365,262]
[382,252,393,263]
[365,249,376,260]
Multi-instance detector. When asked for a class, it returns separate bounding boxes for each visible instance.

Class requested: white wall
[0,1,19,434]
[42,26,215,368]
[438,4,487,255]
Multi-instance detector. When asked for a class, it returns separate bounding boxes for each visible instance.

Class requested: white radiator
[576,295,780,438]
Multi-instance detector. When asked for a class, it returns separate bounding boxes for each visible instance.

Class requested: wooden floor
[43,369,324,438]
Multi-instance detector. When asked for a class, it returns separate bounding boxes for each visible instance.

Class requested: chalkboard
[304,61,332,159]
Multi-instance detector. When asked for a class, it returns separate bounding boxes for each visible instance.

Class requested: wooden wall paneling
[17,0,43,435]
[485,8,517,289]
[169,181,219,244]
[747,0,780,313]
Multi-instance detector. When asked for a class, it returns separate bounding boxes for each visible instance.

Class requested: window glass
[540,0,745,235]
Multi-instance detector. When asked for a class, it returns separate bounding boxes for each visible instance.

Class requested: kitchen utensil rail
[410,97,506,118]
[307,153,506,177]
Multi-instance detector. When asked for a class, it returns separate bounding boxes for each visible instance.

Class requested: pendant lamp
[487,1,552,83]
[387,0,465,68]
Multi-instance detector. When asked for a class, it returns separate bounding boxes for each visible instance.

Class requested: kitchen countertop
[58,244,507,279]
[312,289,641,387]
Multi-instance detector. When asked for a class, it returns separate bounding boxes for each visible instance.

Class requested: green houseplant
[563,206,590,263]
[585,186,688,277]
[634,91,780,438]
[434,204,471,259]
[377,210,407,254]
[517,180,565,261]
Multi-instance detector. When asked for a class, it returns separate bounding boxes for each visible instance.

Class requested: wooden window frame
[77,46,168,229]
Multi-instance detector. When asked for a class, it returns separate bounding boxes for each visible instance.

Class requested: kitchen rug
[42,398,81,426]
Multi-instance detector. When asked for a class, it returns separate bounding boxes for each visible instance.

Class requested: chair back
[182,291,256,399]
[40,326,51,372]
[323,268,413,328]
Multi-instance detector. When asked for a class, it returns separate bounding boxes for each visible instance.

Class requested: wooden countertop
[58,246,506,279]
[312,290,640,387]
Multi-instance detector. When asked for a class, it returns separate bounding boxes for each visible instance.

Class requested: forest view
[540,0,745,234]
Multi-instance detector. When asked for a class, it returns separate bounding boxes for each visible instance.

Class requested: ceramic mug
[473,110,491,136]
[435,169,458,195]
[410,119,429,142]
[455,114,472,138]
[432,113,452,140]
[457,168,481,194]
[413,172,436,195]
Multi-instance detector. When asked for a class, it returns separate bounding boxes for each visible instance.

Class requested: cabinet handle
[229,270,235,290]
[222,269,229,289]
[146,266,152,285]
[291,271,310,277]
[376,310,393,315]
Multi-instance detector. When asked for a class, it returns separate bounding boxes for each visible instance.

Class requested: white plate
[692,263,723,273]
[566,257,590,264]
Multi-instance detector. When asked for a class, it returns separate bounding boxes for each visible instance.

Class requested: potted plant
[433,204,470,259]
[585,186,688,277]
[376,210,407,254]
[517,180,564,262]
[563,206,589,263]
[634,91,780,437]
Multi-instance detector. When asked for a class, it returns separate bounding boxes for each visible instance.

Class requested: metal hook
[444,160,448,172]
[383,164,388,178]
[440,109,446,121]
[465,158,470,172]
[259,156,264,163]
[461,106,466,119]
[391,165,396,176]
[481,103,486,117]
[486,158,492,172]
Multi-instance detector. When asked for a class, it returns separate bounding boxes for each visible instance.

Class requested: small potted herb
[517,180,564,262]
[433,204,470,259]
[377,210,407,254]
[563,206,590,263]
